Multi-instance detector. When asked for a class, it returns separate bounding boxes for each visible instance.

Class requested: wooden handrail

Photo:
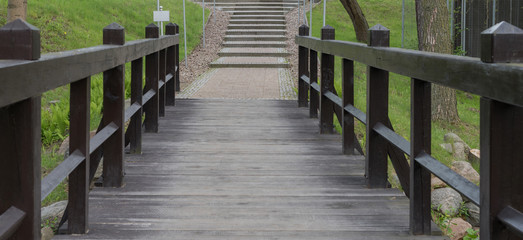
[296,21,523,238]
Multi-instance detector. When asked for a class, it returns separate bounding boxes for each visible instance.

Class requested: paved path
[54,99,446,239]
[179,1,297,100]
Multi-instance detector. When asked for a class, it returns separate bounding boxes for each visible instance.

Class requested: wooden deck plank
[54,99,445,239]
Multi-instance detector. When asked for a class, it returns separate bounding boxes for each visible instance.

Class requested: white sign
[154,11,170,22]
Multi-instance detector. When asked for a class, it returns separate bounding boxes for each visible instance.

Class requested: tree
[7,0,27,22]
[339,0,369,43]
[415,0,460,122]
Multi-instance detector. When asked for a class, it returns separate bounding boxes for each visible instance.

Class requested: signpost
[153,7,170,35]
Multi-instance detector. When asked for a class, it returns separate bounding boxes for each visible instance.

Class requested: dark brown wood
[0,207,25,240]
[0,19,41,240]
[309,49,319,118]
[294,35,523,108]
[0,19,40,60]
[498,206,523,238]
[383,118,411,198]
[410,78,431,235]
[102,23,125,188]
[103,23,125,46]
[129,58,143,154]
[342,58,355,154]
[481,21,523,63]
[320,26,335,134]
[480,98,523,239]
[165,23,176,106]
[298,25,309,108]
[144,23,160,133]
[365,24,390,188]
[68,77,91,234]
[175,24,180,92]
[159,49,166,117]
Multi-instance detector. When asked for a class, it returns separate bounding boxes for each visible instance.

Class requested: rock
[464,202,480,227]
[431,177,447,189]
[451,161,480,184]
[440,143,453,153]
[432,188,463,216]
[448,218,472,240]
[125,98,131,109]
[468,149,480,164]
[41,226,54,240]
[452,142,470,160]
[41,200,67,221]
[444,132,464,144]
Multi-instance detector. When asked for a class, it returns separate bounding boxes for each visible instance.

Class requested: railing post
[129,57,143,154]
[365,24,390,188]
[68,76,90,234]
[309,50,319,118]
[159,46,166,117]
[0,19,41,239]
[102,23,125,188]
[342,58,355,154]
[144,23,160,133]
[175,23,181,92]
[479,22,523,240]
[298,24,309,107]
[409,78,431,235]
[319,25,335,134]
[165,23,177,106]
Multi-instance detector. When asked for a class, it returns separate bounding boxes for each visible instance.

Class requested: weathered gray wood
[54,99,442,240]
[0,206,25,240]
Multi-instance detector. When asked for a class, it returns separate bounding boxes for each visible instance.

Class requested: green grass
[1,0,210,206]
[306,0,480,183]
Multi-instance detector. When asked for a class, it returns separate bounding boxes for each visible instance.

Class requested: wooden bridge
[1,7,523,240]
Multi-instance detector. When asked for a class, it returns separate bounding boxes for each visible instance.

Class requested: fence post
[298,25,309,107]
[159,47,166,117]
[102,23,125,188]
[319,25,335,134]
[175,24,181,92]
[409,78,432,235]
[145,23,160,133]
[309,49,319,118]
[365,24,390,188]
[0,19,41,240]
[165,23,176,106]
[342,58,355,154]
[129,57,143,154]
[479,21,523,240]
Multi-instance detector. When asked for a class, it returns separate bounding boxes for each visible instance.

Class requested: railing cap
[368,24,389,47]
[146,23,159,38]
[103,22,125,45]
[481,21,523,63]
[0,19,40,60]
[299,24,309,36]
[321,25,335,40]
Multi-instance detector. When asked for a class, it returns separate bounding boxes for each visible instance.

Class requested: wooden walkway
[55,99,444,239]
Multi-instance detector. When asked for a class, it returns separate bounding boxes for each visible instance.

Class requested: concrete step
[224,35,287,41]
[229,10,288,15]
[229,19,286,25]
[228,24,286,30]
[223,41,287,48]
[210,57,289,68]
[220,6,295,11]
[214,2,299,7]
[226,29,286,35]
[219,48,289,57]
[230,15,286,20]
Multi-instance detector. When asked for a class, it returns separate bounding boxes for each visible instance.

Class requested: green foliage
[463,228,479,240]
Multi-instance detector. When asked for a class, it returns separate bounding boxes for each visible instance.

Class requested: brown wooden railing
[296,21,523,239]
[0,19,180,239]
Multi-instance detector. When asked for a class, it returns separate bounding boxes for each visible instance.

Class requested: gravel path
[179,9,230,90]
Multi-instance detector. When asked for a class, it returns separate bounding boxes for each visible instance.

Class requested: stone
[432,188,463,216]
[464,202,480,227]
[444,132,464,144]
[41,226,54,240]
[451,161,480,184]
[448,218,472,240]
[41,200,67,222]
[440,143,453,153]
[431,176,447,189]
[452,142,470,160]
[468,149,480,164]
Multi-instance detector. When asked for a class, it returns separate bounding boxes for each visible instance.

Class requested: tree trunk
[339,0,369,43]
[7,0,27,22]
[415,0,460,122]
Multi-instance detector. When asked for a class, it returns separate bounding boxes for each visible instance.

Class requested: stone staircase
[210,0,299,68]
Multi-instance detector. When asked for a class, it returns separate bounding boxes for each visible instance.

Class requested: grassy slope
[1,0,209,206]
[307,0,481,185]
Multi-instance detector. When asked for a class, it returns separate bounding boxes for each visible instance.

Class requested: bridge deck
[55,99,444,239]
